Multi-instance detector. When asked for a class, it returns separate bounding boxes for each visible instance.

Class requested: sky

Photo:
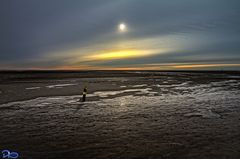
[1,0,240,70]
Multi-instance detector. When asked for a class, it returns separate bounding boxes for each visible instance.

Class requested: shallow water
[0,78,240,159]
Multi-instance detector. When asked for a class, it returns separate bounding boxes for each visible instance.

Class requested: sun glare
[119,23,126,32]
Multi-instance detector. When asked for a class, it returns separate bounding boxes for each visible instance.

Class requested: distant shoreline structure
[0,69,240,73]
[0,70,239,83]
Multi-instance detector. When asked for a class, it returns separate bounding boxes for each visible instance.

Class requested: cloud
[1,0,240,70]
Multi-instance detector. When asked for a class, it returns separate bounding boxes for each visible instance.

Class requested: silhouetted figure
[82,86,87,102]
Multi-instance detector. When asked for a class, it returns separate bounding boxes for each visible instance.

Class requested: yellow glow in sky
[83,50,158,61]
[173,64,240,69]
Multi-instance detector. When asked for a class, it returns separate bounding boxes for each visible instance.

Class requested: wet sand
[0,71,240,159]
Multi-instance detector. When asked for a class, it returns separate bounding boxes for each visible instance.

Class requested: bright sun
[119,23,126,32]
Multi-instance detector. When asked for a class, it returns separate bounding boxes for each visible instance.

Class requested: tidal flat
[0,71,240,159]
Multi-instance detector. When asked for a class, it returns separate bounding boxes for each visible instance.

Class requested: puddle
[132,84,148,88]
[184,110,221,119]
[93,88,154,97]
[26,87,41,90]
[46,83,78,88]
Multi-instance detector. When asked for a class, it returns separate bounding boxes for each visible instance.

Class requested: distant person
[81,86,87,102]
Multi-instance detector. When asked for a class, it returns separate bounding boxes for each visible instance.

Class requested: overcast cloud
[1,0,240,70]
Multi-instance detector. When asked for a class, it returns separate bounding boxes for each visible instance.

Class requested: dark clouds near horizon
[1,0,240,70]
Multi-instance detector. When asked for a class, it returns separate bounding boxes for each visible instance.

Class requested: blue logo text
[2,150,19,159]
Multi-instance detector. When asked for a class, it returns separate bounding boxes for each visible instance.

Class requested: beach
[0,71,240,159]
